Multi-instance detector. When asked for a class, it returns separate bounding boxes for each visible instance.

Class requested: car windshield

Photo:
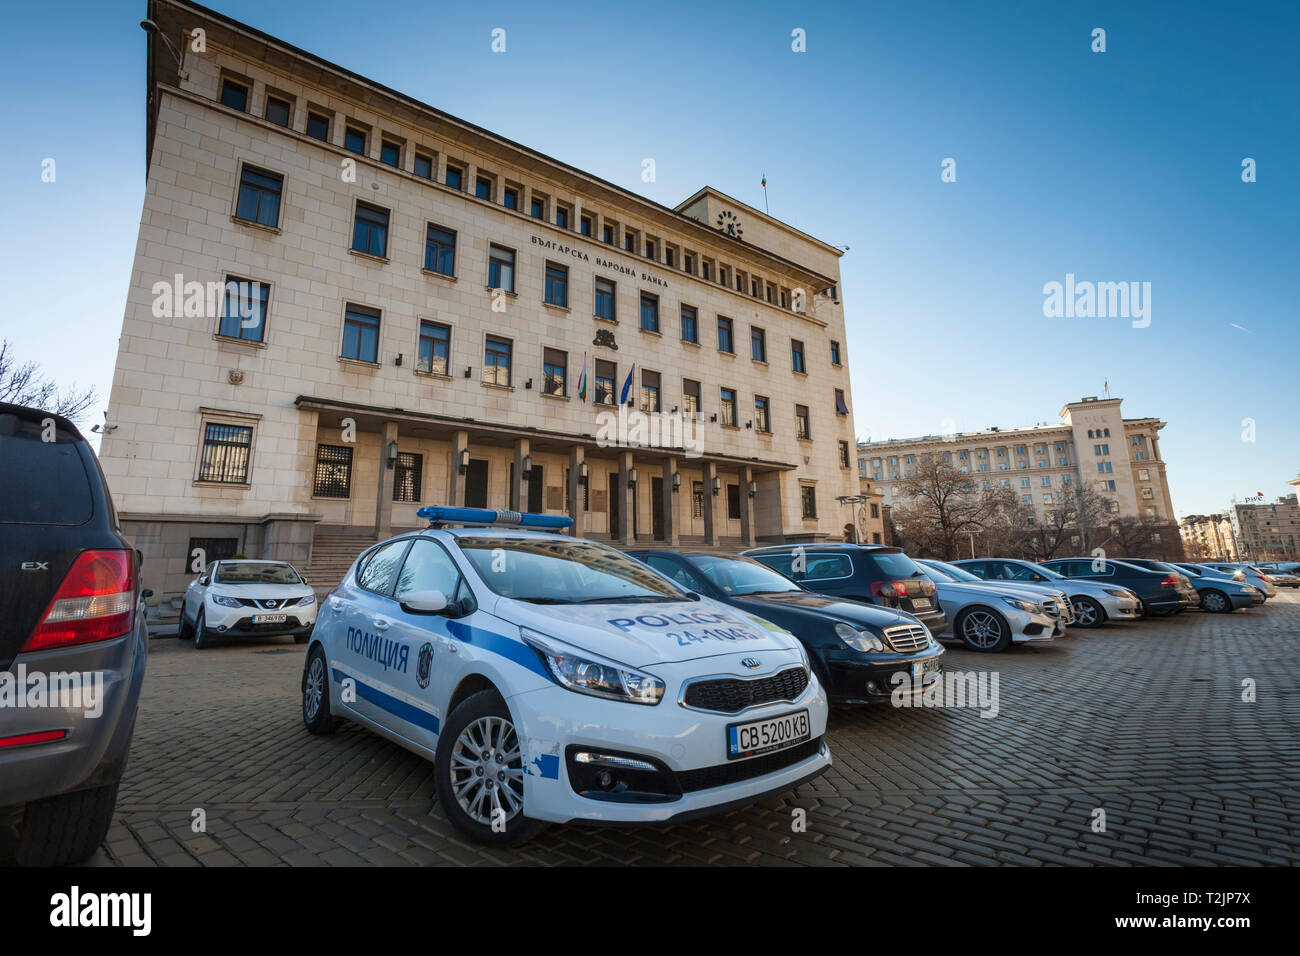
[215,562,302,584]
[457,537,685,603]
[919,564,953,583]
[688,555,802,596]
[926,560,981,582]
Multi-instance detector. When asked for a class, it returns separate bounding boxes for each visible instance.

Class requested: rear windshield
[864,551,927,579]
[215,562,302,584]
[0,415,94,525]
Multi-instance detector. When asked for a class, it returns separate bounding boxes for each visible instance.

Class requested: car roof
[745,543,899,553]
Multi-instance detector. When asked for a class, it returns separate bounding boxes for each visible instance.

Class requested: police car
[301,507,831,845]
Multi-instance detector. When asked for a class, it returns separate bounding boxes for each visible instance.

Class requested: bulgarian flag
[577,353,588,402]
[761,174,766,189]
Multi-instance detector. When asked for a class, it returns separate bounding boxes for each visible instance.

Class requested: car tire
[193,609,211,649]
[1200,589,1232,613]
[434,689,546,847]
[178,608,193,640]
[301,644,337,735]
[955,607,1011,652]
[1070,596,1106,629]
[15,782,119,867]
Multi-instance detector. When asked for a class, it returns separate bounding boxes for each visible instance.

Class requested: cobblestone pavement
[11,591,1299,866]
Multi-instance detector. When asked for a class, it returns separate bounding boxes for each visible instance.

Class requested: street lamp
[386,440,399,470]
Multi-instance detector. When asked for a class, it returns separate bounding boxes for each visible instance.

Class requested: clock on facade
[715,209,743,239]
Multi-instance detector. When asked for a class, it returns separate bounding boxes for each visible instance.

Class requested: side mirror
[400,589,449,614]
[141,589,154,600]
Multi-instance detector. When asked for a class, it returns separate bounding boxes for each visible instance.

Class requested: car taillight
[1160,575,1178,588]
[872,580,915,598]
[1259,574,1273,584]
[22,550,136,652]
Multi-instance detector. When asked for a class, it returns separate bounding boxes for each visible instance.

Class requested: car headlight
[522,629,664,705]
[211,595,241,608]
[1000,596,1037,613]
[833,622,884,652]
[1101,588,1128,597]
[295,594,316,606]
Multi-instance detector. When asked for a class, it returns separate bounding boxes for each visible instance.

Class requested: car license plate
[253,614,288,624]
[912,657,941,680]
[727,710,810,760]
[910,597,931,610]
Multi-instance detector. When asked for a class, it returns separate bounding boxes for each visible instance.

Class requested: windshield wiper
[572,595,677,604]
[511,596,571,604]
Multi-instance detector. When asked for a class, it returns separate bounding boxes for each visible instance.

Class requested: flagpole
[761,173,769,215]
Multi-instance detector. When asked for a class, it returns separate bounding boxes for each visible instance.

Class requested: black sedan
[626,550,944,706]
[1039,557,1197,617]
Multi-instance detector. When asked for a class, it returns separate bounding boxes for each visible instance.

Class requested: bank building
[104,0,862,599]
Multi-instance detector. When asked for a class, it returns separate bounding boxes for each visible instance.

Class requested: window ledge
[752,359,769,367]
[348,248,390,265]
[792,369,808,377]
[543,302,571,313]
[193,480,251,490]
[594,315,618,325]
[482,381,515,392]
[421,269,457,282]
[230,217,281,235]
[213,334,267,349]
[540,392,570,401]
[486,286,519,298]
[639,327,663,337]
[719,423,740,431]
[681,339,701,349]
[718,350,736,358]
[338,356,381,371]
[414,369,452,381]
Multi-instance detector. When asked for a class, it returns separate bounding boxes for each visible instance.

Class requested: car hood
[726,590,922,631]
[970,581,1063,601]
[209,582,311,600]
[933,580,1037,602]
[494,595,801,667]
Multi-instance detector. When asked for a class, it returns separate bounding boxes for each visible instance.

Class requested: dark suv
[1039,557,1196,617]
[742,544,948,636]
[0,402,149,865]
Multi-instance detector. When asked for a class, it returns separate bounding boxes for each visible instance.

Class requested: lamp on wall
[386,440,399,469]
[458,448,470,475]
[748,480,757,498]
[711,477,720,496]
[671,472,681,493]
[578,461,588,485]
[464,366,472,378]
[522,455,532,479]
[628,467,638,487]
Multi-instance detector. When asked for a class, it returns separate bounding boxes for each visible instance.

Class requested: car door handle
[373,618,392,631]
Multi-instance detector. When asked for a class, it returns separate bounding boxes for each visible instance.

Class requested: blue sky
[2,0,1296,514]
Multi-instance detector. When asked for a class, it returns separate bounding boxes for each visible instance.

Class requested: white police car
[301,507,830,845]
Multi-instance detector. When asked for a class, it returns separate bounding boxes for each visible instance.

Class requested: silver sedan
[917,563,1061,652]
[951,558,1143,628]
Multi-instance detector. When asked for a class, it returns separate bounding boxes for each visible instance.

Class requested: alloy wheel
[960,610,1003,648]
[304,656,325,721]
[1072,597,1099,627]
[449,716,525,826]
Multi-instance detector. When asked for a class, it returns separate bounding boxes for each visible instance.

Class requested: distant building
[1180,513,1237,561]
[1228,493,1300,562]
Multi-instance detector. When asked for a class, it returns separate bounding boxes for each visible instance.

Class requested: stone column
[375,421,399,538]
[739,465,756,548]
[617,451,636,546]
[446,430,468,507]
[511,437,531,512]
[703,460,719,548]
[661,458,679,546]
[567,445,586,537]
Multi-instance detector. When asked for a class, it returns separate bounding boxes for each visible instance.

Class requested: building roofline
[674,186,846,258]
[151,0,840,289]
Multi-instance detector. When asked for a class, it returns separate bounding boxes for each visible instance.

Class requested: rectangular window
[580,215,592,236]
[720,387,737,427]
[683,253,695,275]
[602,223,615,245]
[531,196,545,219]
[198,423,252,484]
[754,396,771,433]
[413,151,433,179]
[393,452,422,502]
[483,335,512,387]
[380,139,401,167]
[751,327,767,362]
[595,359,616,406]
[640,370,661,413]
[800,486,817,520]
[475,177,492,200]
[341,305,381,363]
[664,246,675,268]
[834,389,849,415]
[424,224,456,276]
[692,481,704,518]
[791,339,806,373]
[682,379,701,419]
[220,78,248,111]
[218,276,269,342]
[556,207,569,230]
[680,305,698,343]
[545,262,569,307]
[717,316,734,353]
[189,537,238,565]
[445,164,463,190]
[542,347,567,396]
[640,293,659,333]
[796,405,811,440]
[264,96,291,127]
[503,187,519,210]
[839,441,851,468]
[351,201,389,258]
[344,125,367,155]
[235,165,282,228]
[416,321,450,375]
[644,238,655,259]
[313,444,353,498]
[488,244,515,292]
[727,485,742,521]
[306,111,330,141]
[594,278,616,321]
[624,230,636,253]
[830,340,842,365]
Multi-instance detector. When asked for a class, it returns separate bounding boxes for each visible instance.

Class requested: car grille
[882,623,930,653]
[1054,595,1076,624]
[681,667,809,714]
[676,738,823,793]
[235,597,300,610]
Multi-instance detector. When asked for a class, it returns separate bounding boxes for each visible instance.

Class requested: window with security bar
[393,452,422,502]
[198,423,252,483]
[313,444,353,498]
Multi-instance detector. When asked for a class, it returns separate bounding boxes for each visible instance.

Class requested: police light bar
[417,505,573,530]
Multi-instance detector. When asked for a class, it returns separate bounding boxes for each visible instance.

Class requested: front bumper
[1097,593,1143,620]
[204,599,318,637]
[0,618,147,808]
[505,653,831,825]
[823,644,945,704]
[1006,606,1059,642]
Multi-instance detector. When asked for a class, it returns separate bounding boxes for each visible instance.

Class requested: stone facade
[103,0,862,600]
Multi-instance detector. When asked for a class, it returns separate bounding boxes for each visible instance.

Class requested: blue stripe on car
[445,619,551,679]
[331,668,440,733]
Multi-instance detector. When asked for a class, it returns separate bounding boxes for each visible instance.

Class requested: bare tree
[893,458,1022,560]
[0,340,98,423]
[1030,483,1115,559]
[1105,516,1164,559]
